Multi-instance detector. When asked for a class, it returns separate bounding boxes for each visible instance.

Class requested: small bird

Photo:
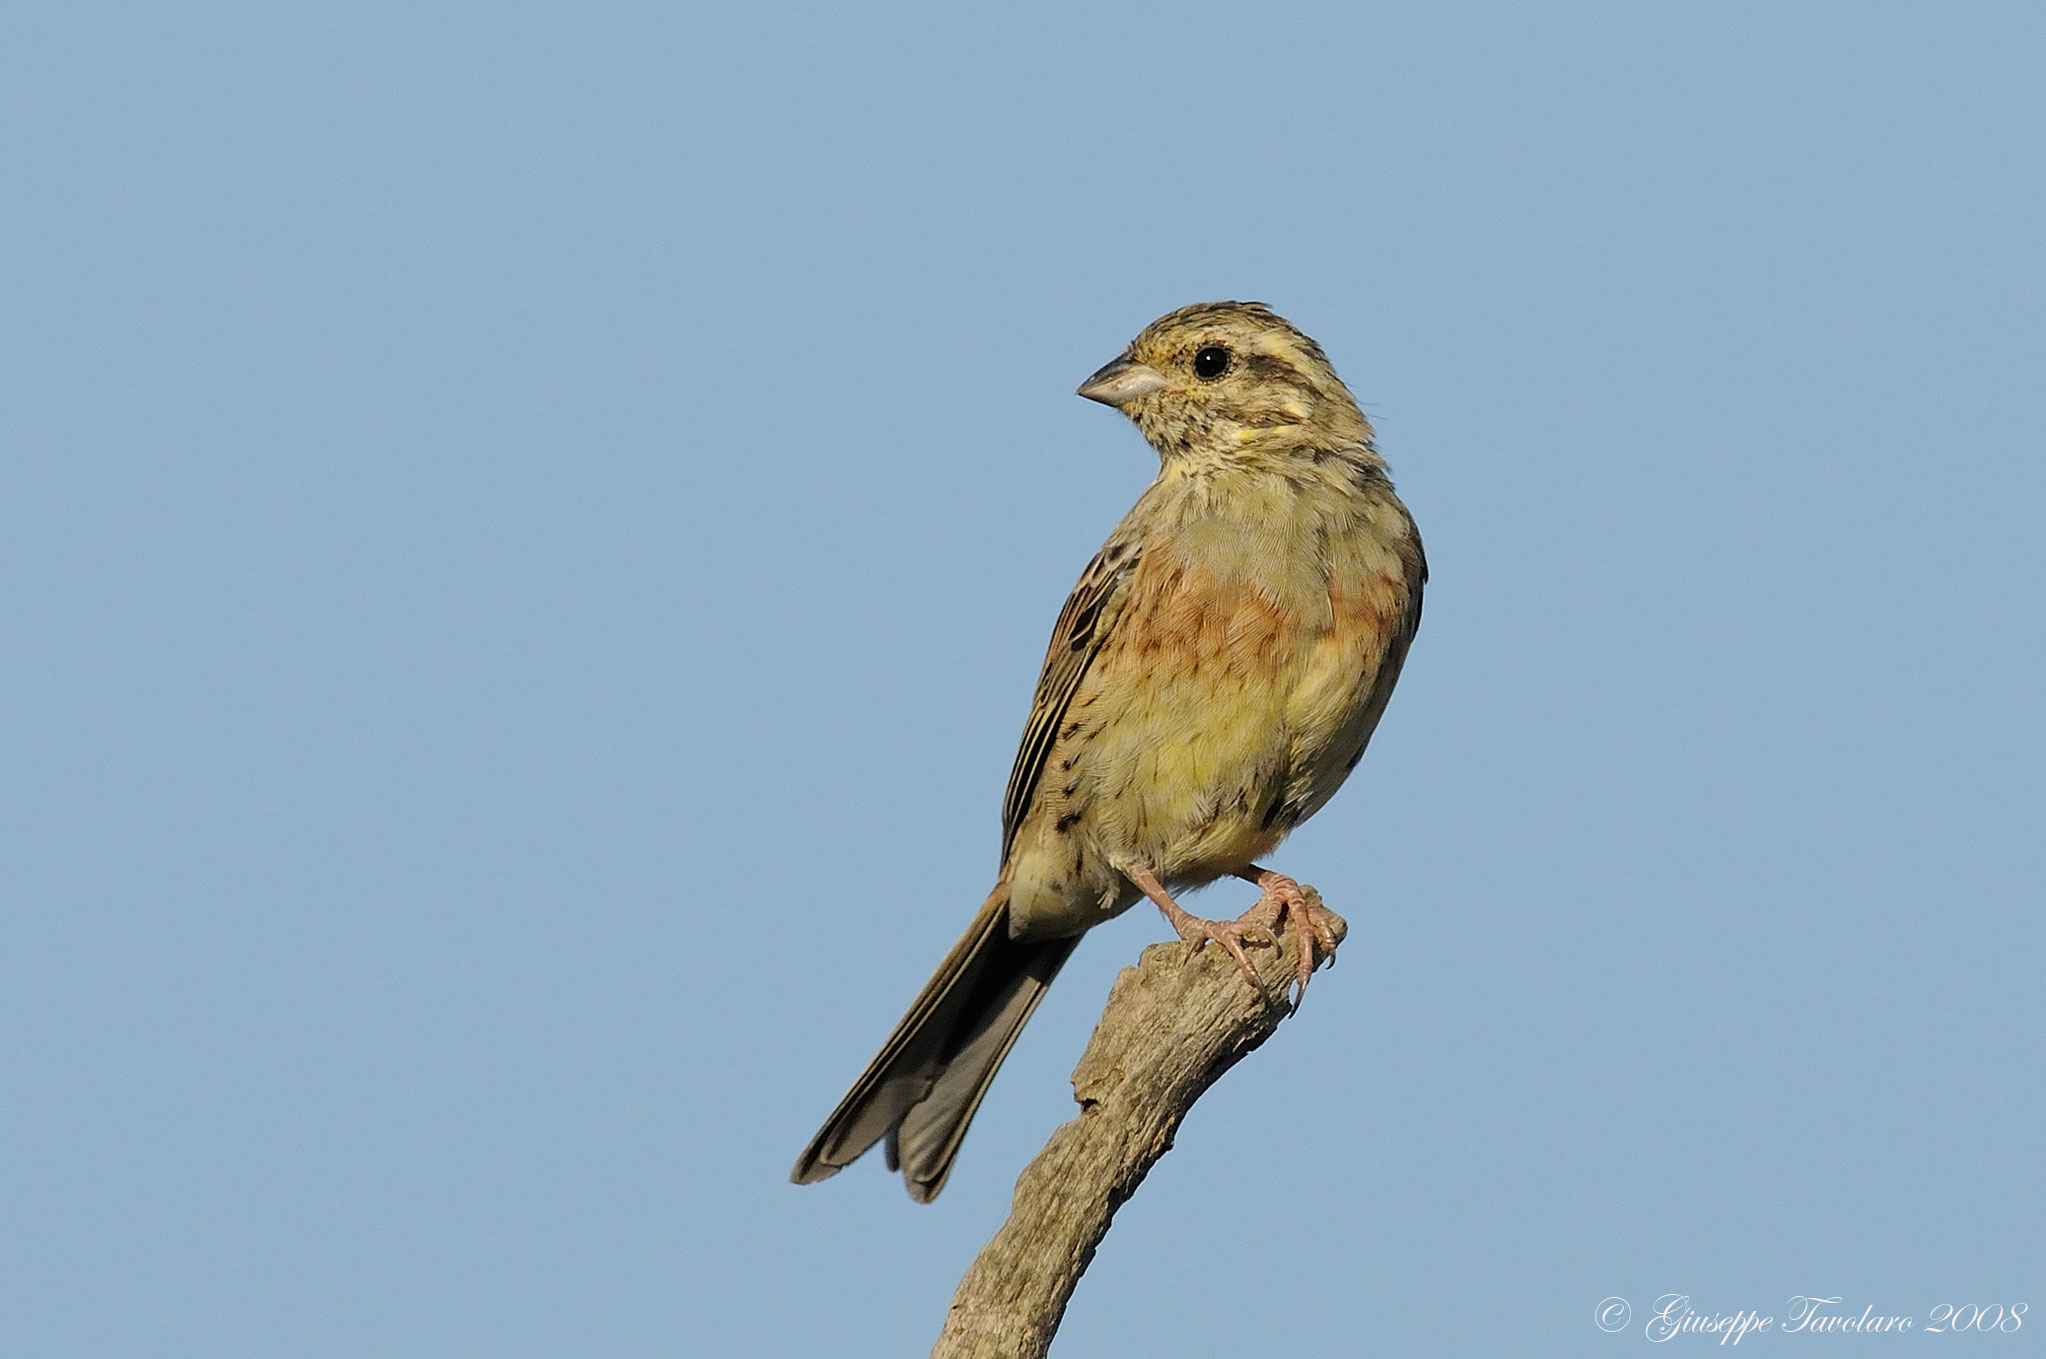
[792,302,1425,1202]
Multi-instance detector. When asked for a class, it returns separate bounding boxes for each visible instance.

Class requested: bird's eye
[1192,345,1231,380]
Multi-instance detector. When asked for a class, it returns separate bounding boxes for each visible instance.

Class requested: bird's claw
[1242,871,1341,1004]
[1169,913,1274,985]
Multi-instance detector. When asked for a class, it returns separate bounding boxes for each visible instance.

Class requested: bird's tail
[790,883,1078,1202]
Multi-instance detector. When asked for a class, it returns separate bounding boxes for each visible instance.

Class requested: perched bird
[791,302,1425,1202]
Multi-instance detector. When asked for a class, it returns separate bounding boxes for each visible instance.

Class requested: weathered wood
[932,891,1345,1359]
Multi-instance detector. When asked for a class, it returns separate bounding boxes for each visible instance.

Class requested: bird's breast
[1005,463,1417,934]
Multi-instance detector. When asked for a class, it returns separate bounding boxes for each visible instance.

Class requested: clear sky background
[5,5,2042,1356]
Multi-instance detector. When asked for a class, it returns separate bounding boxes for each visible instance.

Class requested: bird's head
[1077,301,1374,468]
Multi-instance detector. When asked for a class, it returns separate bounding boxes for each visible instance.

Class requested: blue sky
[4,4,2042,1355]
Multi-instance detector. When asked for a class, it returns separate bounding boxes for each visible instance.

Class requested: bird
[791,301,1425,1202]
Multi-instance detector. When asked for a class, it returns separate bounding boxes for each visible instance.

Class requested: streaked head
[1077,301,1373,465]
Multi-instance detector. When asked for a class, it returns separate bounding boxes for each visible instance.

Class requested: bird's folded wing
[999,538,1141,862]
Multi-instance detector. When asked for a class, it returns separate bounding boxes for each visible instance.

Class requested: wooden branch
[931,890,1345,1359]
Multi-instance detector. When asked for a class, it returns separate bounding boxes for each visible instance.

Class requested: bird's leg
[1233,865,1341,1001]
[1122,863,1271,986]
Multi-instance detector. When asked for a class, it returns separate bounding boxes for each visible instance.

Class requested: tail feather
[791,884,1078,1200]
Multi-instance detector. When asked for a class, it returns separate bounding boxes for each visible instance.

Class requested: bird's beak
[1076,356,1168,408]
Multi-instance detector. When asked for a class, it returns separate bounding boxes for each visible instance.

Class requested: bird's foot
[1123,862,1272,986]
[1164,908,1274,986]
[1236,867,1340,1003]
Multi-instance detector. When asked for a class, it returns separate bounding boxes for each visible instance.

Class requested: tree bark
[931,890,1344,1359]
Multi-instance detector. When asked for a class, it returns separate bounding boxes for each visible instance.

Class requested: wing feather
[999,539,1141,861]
